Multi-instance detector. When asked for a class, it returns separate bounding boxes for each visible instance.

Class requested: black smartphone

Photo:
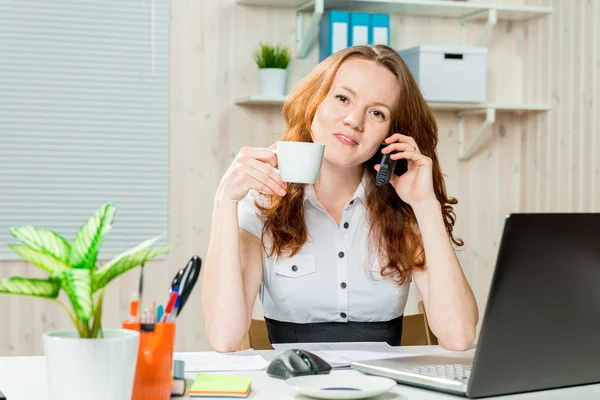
[366,143,408,186]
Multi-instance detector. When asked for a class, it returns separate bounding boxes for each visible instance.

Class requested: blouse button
[338,251,345,258]
[343,222,349,229]
[291,265,298,272]
[340,312,347,318]
[349,200,355,205]
[340,282,347,289]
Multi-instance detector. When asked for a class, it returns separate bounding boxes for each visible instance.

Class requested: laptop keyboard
[403,364,472,382]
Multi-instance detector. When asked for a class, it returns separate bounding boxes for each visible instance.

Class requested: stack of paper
[188,374,251,398]
[272,342,420,368]
[174,349,269,372]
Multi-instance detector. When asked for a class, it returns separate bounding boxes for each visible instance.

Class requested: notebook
[171,359,187,397]
[188,373,252,398]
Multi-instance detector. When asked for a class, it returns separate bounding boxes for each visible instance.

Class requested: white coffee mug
[274,141,325,184]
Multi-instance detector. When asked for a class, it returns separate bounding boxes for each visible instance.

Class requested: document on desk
[174,349,269,372]
[272,342,420,368]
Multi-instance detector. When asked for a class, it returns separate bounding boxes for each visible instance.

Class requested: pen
[157,305,164,323]
[167,295,181,323]
[150,300,156,323]
[141,308,150,324]
[129,293,139,322]
[161,285,179,323]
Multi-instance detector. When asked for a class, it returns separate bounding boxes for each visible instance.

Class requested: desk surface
[1,345,599,399]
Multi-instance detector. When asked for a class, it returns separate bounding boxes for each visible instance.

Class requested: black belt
[264,315,403,346]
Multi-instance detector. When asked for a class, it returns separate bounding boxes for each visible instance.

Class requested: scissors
[169,255,202,317]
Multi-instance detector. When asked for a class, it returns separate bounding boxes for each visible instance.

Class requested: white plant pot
[43,329,139,400]
[258,68,288,97]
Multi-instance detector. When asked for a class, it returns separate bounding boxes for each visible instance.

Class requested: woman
[202,45,478,353]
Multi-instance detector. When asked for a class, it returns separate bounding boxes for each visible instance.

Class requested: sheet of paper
[309,349,417,367]
[272,341,396,352]
[174,349,269,372]
[271,342,419,368]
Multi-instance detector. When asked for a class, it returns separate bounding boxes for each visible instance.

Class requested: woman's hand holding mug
[216,144,287,203]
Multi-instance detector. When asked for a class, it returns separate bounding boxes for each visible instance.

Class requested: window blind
[0,0,170,260]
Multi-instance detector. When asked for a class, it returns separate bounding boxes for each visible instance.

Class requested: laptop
[352,213,600,398]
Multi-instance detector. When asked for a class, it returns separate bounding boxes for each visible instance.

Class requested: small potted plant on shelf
[0,202,171,400]
[253,42,291,97]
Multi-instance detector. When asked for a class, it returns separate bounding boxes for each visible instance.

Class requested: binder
[349,12,370,46]
[369,14,390,46]
[319,10,349,62]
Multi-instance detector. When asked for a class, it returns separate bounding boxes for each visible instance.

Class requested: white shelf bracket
[295,0,324,59]
[457,107,496,161]
[460,8,497,47]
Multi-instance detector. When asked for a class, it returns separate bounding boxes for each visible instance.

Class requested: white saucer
[286,374,397,399]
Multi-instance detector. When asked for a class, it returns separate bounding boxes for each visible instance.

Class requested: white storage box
[397,45,487,103]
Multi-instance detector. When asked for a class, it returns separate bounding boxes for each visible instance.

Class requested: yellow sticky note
[189,374,252,398]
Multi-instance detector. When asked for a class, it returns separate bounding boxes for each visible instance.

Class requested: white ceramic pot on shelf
[258,68,288,97]
[43,329,139,400]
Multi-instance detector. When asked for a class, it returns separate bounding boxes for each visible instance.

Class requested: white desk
[1,345,599,399]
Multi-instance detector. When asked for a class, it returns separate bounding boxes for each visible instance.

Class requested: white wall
[3,0,598,356]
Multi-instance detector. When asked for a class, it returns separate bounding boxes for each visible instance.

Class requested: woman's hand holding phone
[377,134,436,207]
[216,144,287,203]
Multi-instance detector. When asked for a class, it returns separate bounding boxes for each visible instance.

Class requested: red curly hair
[256,45,463,284]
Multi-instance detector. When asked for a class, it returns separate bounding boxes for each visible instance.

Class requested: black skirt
[264,315,404,346]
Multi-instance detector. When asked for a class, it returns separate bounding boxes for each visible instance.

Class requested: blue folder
[369,14,390,46]
[349,12,370,46]
[319,10,350,62]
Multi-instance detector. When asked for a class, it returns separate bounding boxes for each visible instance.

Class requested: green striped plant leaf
[61,269,93,322]
[92,235,170,292]
[0,277,60,299]
[90,288,105,339]
[8,244,70,274]
[68,203,116,269]
[3,201,173,337]
[10,226,70,262]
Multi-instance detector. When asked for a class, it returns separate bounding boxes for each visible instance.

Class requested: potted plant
[0,202,171,400]
[253,42,291,97]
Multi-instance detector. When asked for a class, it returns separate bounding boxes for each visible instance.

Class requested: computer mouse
[266,349,332,380]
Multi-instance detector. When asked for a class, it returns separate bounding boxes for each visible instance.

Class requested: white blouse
[237,172,410,324]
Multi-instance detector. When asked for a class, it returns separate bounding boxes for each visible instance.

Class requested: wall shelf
[235,96,550,161]
[237,0,551,21]
[455,105,548,161]
[236,0,552,56]
[236,96,550,112]
[235,95,287,106]
[234,0,552,160]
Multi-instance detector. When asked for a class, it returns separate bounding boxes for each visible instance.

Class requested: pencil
[137,263,145,322]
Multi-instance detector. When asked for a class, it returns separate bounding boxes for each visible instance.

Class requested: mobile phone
[367,143,408,187]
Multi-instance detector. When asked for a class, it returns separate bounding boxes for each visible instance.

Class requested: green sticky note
[189,374,252,397]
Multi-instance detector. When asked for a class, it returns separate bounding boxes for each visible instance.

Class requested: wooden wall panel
[2,0,598,355]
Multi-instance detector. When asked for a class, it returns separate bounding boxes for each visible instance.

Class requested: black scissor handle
[176,255,202,316]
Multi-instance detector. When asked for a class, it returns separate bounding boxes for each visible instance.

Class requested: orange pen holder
[123,321,176,400]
